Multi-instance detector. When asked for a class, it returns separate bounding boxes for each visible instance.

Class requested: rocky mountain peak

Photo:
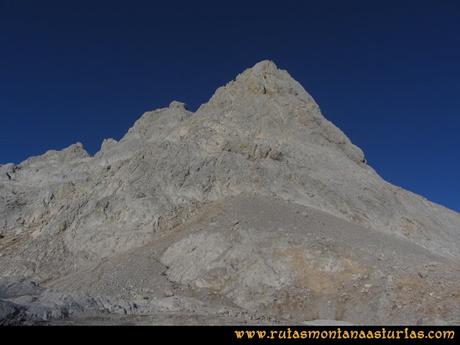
[1,60,459,325]
[196,60,321,122]
[189,61,364,167]
[241,59,279,77]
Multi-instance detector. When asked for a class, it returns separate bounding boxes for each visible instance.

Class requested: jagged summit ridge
[92,60,365,167]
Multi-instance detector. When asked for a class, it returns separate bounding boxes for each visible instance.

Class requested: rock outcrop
[0,60,459,325]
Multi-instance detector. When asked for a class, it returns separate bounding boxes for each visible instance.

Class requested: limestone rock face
[0,60,459,325]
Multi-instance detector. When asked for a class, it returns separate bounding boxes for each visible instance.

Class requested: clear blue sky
[0,0,459,212]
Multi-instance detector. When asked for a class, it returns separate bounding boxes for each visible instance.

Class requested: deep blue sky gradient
[0,0,459,211]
